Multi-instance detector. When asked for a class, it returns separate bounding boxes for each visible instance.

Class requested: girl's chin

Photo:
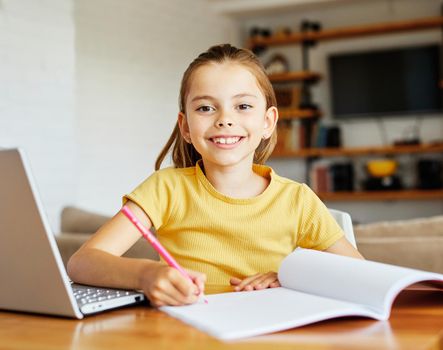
[201,155,255,168]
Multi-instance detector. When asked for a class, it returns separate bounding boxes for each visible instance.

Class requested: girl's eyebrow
[233,93,258,99]
[191,93,258,103]
[191,95,216,103]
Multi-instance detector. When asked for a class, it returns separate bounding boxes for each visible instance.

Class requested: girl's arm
[67,201,205,307]
[324,236,364,259]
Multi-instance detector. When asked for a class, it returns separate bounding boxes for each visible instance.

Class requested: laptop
[0,148,145,319]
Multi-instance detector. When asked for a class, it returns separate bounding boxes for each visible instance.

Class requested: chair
[328,209,357,248]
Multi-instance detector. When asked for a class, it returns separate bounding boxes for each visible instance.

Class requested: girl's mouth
[210,136,243,145]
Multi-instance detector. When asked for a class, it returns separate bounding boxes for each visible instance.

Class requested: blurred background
[1,0,442,232]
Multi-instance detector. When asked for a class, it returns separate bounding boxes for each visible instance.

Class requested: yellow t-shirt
[124,162,343,294]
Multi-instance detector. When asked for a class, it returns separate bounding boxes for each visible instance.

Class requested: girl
[68,44,363,308]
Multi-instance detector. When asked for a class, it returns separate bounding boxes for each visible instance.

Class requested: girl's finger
[234,273,262,291]
[252,273,279,290]
[158,269,199,304]
[242,272,274,290]
[186,269,207,294]
[170,277,199,303]
[230,277,242,286]
[149,282,186,307]
[153,292,182,307]
[270,281,281,288]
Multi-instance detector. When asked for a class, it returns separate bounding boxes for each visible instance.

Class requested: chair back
[328,209,357,248]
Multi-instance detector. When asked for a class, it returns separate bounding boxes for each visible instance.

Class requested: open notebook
[161,248,443,340]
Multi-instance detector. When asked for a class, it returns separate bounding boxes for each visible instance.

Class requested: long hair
[155,44,278,170]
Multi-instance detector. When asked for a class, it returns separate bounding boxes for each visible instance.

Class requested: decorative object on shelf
[313,123,328,148]
[300,19,322,46]
[367,159,398,178]
[417,159,443,189]
[264,54,289,75]
[249,26,272,55]
[274,87,301,108]
[249,26,272,39]
[309,160,332,193]
[363,159,403,191]
[274,26,292,38]
[363,176,403,191]
[275,121,296,153]
[301,20,322,32]
[330,162,354,192]
[325,125,342,148]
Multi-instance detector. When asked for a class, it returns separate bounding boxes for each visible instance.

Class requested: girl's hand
[230,272,281,292]
[140,263,206,307]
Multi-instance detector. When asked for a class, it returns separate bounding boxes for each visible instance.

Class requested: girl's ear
[178,112,192,143]
[263,106,279,139]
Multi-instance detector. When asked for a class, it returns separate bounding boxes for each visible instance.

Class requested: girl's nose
[216,112,234,127]
[217,120,233,127]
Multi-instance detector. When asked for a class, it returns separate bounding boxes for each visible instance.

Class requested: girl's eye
[196,105,215,112]
[238,104,253,110]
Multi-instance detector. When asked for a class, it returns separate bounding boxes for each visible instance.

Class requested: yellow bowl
[367,159,397,178]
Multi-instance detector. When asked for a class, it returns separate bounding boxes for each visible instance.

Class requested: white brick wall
[0,0,75,232]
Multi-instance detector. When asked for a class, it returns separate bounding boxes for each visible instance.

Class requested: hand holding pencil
[121,205,208,306]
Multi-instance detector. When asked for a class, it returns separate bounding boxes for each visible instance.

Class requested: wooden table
[1,290,442,350]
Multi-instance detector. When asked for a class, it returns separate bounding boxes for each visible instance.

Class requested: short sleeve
[296,184,344,250]
[122,169,177,230]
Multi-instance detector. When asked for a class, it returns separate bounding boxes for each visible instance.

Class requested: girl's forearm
[67,248,160,291]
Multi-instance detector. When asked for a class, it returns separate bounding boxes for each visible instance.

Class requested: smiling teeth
[213,137,241,144]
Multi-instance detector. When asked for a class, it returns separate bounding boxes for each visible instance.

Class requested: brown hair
[155,44,278,170]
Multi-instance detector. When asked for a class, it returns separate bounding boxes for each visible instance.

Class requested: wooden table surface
[1,290,442,350]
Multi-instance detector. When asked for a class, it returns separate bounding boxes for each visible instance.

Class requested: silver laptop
[0,148,145,319]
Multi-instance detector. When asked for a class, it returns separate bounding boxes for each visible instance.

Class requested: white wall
[0,0,238,232]
[74,0,239,216]
[0,0,76,231]
[242,0,443,223]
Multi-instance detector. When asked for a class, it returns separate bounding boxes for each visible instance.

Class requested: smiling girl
[68,44,363,308]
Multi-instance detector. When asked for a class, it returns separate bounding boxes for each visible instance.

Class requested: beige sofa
[56,207,159,266]
[354,216,443,273]
[55,206,443,274]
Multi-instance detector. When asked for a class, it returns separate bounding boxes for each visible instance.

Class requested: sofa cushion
[58,206,160,267]
[61,206,110,234]
[354,215,443,273]
[354,215,443,238]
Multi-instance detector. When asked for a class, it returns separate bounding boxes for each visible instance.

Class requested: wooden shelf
[278,108,321,120]
[271,143,443,158]
[247,16,443,48]
[318,189,443,201]
[268,71,321,83]
[250,16,443,204]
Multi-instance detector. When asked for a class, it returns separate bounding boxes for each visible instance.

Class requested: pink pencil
[121,205,207,304]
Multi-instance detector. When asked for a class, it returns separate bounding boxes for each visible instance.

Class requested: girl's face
[178,62,277,170]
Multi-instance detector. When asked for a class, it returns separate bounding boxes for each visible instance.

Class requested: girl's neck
[200,160,269,199]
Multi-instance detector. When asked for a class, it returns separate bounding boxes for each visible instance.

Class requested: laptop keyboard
[72,283,140,307]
